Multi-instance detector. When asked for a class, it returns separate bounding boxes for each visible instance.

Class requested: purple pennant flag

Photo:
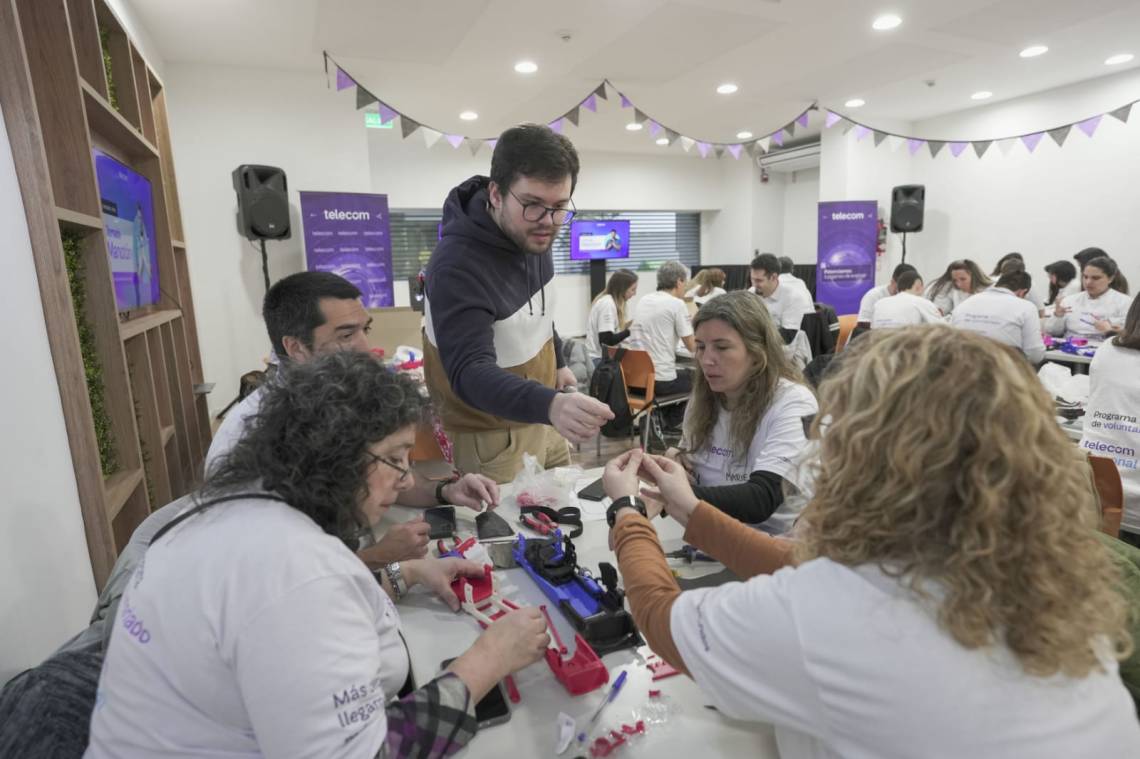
[728,144,743,159]
[796,112,810,128]
[949,142,968,157]
[825,111,842,128]
[648,121,662,137]
[445,134,464,149]
[581,94,597,113]
[487,139,498,151]
[378,104,398,125]
[620,94,633,108]
[696,141,711,158]
[907,138,926,155]
[1077,115,1102,138]
[1021,132,1044,153]
[853,125,872,141]
[771,130,784,147]
[548,119,564,134]
[336,67,353,91]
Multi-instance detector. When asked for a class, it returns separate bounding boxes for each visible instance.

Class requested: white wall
[105,0,165,76]
[781,167,820,264]
[0,106,98,684]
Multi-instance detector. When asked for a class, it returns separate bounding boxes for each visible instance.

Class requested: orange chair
[835,314,859,352]
[608,347,689,451]
[1089,454,1124,539]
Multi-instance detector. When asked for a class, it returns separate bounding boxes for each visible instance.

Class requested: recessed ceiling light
[656,137,670,146]
[971,90,993,100]
[626,122,643,131]
[1019,45,1048,58]
[514,60,538,74]
[459,110,478,121]
[736,131,753,140]
[1105,53,1134,66]
[845,98,866,108]
[716,83,738,95]
[872,14,901,31]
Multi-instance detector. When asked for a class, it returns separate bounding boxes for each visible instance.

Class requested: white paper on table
[570,476,610,521]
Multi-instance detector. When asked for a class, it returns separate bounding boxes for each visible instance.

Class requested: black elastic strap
[150,492,287,545]
[519,505,583,538]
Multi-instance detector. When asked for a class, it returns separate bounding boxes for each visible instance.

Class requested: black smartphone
[440,659,511,728]
[577,477,606,502]
[424,506,456,540]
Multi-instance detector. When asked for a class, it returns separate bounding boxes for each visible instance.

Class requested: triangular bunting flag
[973,140,992,158]
[679,136,695,152]
[796,112,810,128]
[548,119,564,134]
[784,125,795,140]
[1077,114,1102,138]
[697,141,711,158]
[336,67,354,91]
[772,131,785,147]
[1048,125,1071,147]
[422,128,443,148]
[445,134,464,149]
[949,142,968,157]
[593,83,608,100]
[1021,132,1044,153]
[841,121,854,135]
[996,138,1018,156]
[757,136,770,153]
[873,131,888,147]
[648,121,662,137]
[665,129,680,144]
[728,144,743,159]
[853,125,871,141]
[581,94,598,113]
[928,140,946,158]
[633,109,648,125]
[400,116,421,139]
[378,104,398,125]
[1109,103,1132,123]
[907,138,926,155]
[714,146,725,159]
[886,135,904,152]
[487,138,498,151]
[825,111,842,129]
[620,94,632,108]
[745,141,759,157]
[564,107,580,127]
[469,140,483,157]
[356,86,378,110]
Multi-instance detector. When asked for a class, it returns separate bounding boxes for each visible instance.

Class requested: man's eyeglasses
[508,189,576,225]
[369,453,411,482]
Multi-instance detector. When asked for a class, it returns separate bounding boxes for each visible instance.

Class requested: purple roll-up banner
[301,191,394,307]
[817,200,877,316]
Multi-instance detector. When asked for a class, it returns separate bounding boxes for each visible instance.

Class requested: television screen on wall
[569,219,630,260]
[93,149,160,311]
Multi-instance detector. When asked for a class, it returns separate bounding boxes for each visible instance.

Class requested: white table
[377,468,779,758]
[1043,350,1093,366]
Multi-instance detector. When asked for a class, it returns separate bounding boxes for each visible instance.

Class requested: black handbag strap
[150,492,287,545]
[519,505,584,538]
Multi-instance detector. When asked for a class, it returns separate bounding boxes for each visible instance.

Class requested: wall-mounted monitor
[570,219,630,261]
[94,150,160,311]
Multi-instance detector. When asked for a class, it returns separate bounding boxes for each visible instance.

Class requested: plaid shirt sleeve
[377,673,477,758]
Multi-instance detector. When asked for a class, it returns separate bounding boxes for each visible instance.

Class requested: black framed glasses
[508,189,576,225]
[368,453,411,482]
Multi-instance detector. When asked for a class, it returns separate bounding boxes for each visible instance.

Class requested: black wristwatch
[434,473,460,505]
[607,496,647,528]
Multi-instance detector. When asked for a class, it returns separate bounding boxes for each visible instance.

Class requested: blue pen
[587,670,629,729]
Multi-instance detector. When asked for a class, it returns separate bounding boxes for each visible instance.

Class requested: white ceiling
[130,0,1140,152]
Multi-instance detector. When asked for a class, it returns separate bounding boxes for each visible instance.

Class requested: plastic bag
[510,453,582,511]
[1037,362,1090,406]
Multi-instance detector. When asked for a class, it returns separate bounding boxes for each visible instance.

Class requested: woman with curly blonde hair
[602,325,1138,757]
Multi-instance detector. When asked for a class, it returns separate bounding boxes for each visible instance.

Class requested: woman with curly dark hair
[87,352,549,759]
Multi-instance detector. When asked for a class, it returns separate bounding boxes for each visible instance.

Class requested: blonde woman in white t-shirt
[684,267,727,306]
[603,325,1138,758]
[924,259,991,315]
[667,290,817,534]
[585,268,638,364]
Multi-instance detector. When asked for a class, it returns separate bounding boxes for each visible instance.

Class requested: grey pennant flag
[633,108,648,125]
[400,116,421,139]
[1108,103,1132,123]
[1048,125,1071,147]
[356,86,378,110]
[928,140,946,157]
[873,131,888,147]
[469,140,482,157]
[714,145,725,159]
[593,83,608,100]
[564,106,580,127]
[972,140,992,158]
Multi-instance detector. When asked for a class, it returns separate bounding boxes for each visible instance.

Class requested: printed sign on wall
[816,200,877,316]
[300,191,394,307]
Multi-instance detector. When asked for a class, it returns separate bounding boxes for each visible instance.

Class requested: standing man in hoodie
[423,124,614,483]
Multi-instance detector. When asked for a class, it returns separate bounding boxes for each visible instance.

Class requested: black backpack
[589,348,632,438]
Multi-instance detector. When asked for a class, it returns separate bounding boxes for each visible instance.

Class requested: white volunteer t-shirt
[926,284,971,316]
[1080,339,1140,533]
[686,285,727,306]
[871,292,944,329]
[1044,288,1134,342]
[86,495,409,759]
[684,380,818,535]
[762,280,816,331]
[779,273,813,303]
[205,385,266,475]
[950,287,1045,363]
[631,290,693,382]
[586,294,621,361]
[856,284,890,323]
[670,559,1140,759]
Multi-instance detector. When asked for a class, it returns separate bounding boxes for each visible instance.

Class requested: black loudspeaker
[232,165,290,240]
[890,184,925,233]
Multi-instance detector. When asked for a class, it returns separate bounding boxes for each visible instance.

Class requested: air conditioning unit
[758,142,821,173]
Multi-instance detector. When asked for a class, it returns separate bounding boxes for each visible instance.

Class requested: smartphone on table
[440,658,511,728]
[424,506,457,540]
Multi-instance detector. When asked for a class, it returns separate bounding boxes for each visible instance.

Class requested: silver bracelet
[384,561,407,601]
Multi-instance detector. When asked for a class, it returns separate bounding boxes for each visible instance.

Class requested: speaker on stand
[890,184,925,264]
[232,165,290,291]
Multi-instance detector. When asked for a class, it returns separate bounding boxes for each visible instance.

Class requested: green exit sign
[365,112,394,129]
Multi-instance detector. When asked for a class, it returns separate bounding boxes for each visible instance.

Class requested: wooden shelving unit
[2,0,210,588]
